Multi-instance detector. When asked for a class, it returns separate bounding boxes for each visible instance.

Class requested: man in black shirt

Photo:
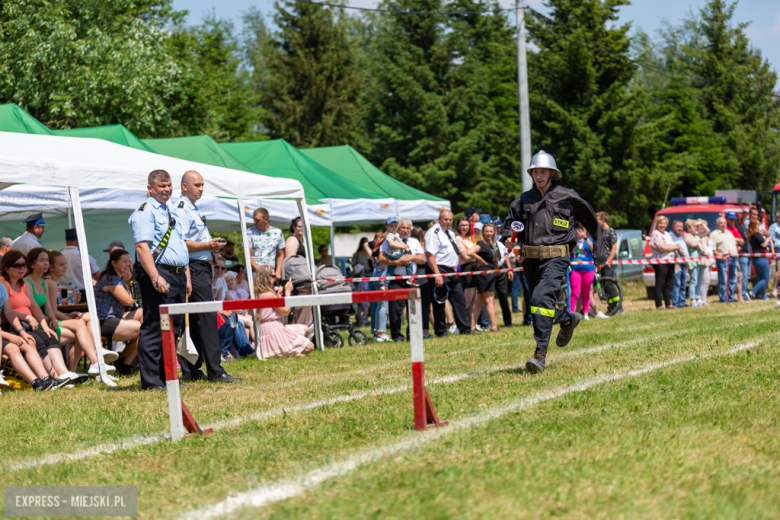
[221,240,242,270]
[503,151,605,374]
[597,212,620,314]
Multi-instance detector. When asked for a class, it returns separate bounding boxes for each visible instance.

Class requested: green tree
[441,0,521,215]
[527,0,649,224]
[362,0,453,201]
[0,0,206,137]
[261,0,360,147]
[684,0,780,192]
[174,14,260,141]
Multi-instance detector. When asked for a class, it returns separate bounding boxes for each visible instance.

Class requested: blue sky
[172,0,780,75]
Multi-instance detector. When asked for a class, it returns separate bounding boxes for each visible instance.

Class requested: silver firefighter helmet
[526,150,562,181]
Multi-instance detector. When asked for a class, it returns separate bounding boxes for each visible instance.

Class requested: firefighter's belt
[524,245,569,260]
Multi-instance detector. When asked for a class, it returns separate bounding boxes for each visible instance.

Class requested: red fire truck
[642,188,779,299]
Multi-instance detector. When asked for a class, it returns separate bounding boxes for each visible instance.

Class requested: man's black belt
[158,264,187,274]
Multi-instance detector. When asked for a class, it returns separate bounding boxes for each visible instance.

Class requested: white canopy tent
[0,185,332,266]
[0,131,325,383]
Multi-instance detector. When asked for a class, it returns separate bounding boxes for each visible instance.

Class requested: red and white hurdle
[159,288,446,441]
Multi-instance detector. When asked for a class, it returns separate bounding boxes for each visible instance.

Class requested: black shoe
[392,337,405,343]
[556,312,582,348]
[436,332,450,339]
[525,348,546,374]
[183,371,207,382]
[147,385,166,391]
[32,378,49,391]
[208,373,243,383]
[460,329,481,335]
[47,376,71,391]
[114,358,132,376]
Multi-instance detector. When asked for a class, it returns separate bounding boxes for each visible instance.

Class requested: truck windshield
[658,211,721,233]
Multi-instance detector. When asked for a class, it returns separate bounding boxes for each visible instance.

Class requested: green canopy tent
[0,103,55,136]
[54,124,156,153]
[300,145,450,221]
[143,135,332,229]
[221,139,396,226]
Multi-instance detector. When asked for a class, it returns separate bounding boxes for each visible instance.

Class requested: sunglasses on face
[215,266,226,271]
[11,262,26,269]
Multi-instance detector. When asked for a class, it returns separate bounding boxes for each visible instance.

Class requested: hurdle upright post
[160,305,185,441]
[408,288,447,431]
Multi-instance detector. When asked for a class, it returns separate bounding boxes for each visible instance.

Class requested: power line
[526,6,779,115]
[290,0,516,16]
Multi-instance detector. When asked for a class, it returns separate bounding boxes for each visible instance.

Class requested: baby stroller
[316,264,368,348]
[281,255,315,343]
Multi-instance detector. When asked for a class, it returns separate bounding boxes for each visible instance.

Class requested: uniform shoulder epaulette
[433,226,440,233]
[178,201,185,208]
[138,202,147,211]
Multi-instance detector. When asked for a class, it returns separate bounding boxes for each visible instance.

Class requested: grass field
[2,282,779,519]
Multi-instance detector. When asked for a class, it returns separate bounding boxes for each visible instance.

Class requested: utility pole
[517,0,532,193]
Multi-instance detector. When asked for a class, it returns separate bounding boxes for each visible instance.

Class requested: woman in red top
[0,250,77,387]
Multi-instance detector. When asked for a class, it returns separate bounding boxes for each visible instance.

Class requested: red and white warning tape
[324,252,779,283]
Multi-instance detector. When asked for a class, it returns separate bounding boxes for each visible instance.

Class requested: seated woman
[0,250,78,387]
[253,266,314,358]
[26,248,116,377]
[223,271,254,344]
[0,279,58,391]
[89,249,142,375]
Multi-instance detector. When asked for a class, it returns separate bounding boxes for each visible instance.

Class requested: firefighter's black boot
[556,312,582,347]
[525,348,546,374]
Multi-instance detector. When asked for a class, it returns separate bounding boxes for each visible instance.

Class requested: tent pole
[67,190,73,228]
[298,197,324,351]
[68,187,116,387]
[329,201,336,266]
[237,198,263,361]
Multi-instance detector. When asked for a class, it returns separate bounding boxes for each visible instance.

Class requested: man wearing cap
[424,210,475,337]
[104,240,125,255]
[12,213,46,256]
[129,169,191,391]
[176,170,240,383]
[503,150,605,374]
[59,228,100,289]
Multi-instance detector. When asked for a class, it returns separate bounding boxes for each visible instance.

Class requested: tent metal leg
[237,198,263,360]
[68,187,116,386]
[297,198,324,351]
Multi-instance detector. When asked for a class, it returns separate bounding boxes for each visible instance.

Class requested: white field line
[179,340,766,520]
[263,308,770,393]
[8,318,771,473]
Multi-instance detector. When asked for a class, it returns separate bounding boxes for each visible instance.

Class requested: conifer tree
[441,0,522,214]
[261,0,360,147]
[526,0,645,222]
[361,0,453,198]
[685,0,780,192]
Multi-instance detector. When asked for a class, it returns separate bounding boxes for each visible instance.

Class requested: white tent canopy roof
[0,132,305,200]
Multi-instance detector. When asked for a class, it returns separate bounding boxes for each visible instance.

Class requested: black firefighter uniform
[501,182,606,352]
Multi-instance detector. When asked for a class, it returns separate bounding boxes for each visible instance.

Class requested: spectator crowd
[1,170,776,394]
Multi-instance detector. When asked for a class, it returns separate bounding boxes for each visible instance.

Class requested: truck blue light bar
[670,196,727,206]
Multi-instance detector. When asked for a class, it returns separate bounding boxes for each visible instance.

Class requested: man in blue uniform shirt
[177,170,241,383]
[129,169,191,390]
